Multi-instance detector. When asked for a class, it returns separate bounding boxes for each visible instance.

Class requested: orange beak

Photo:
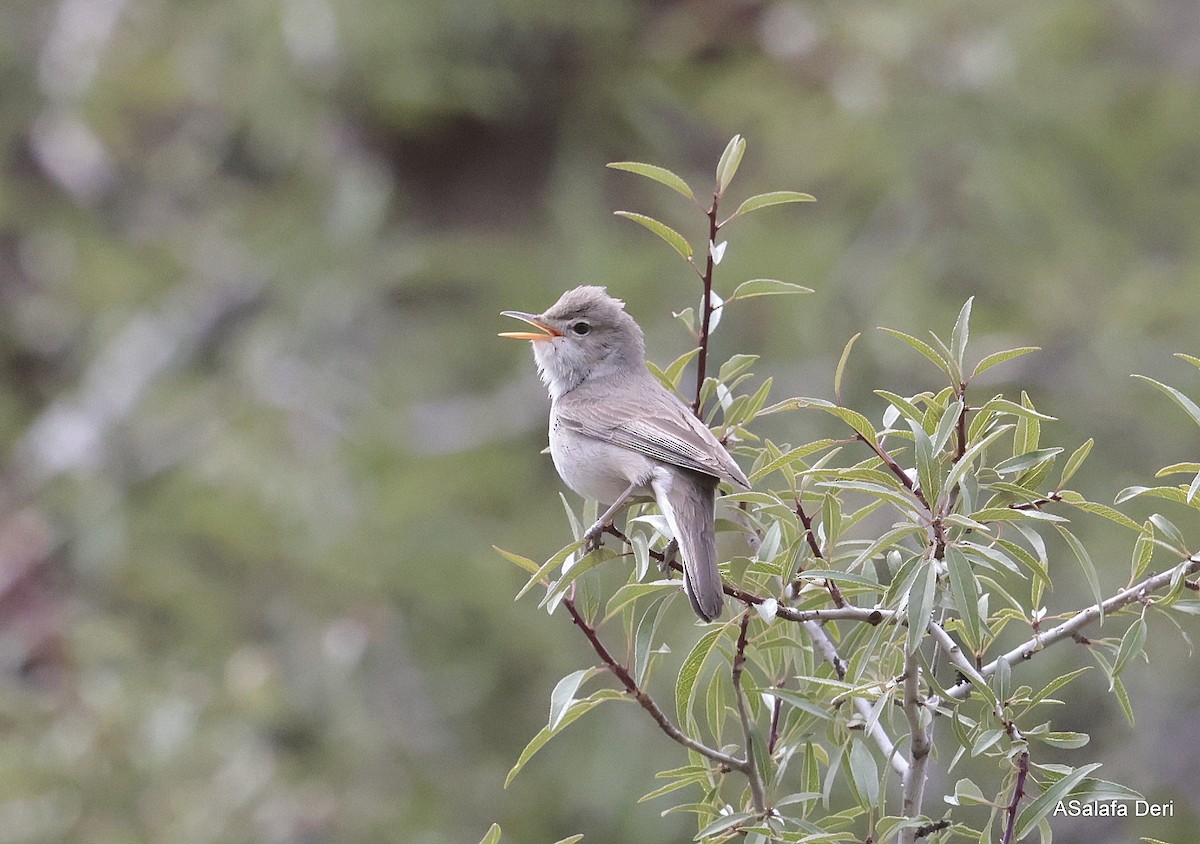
[499,311,562,342]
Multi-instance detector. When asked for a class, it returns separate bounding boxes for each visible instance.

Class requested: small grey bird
[500,286,750,621]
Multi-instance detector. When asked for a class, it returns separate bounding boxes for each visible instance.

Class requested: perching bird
[500,286,750,621]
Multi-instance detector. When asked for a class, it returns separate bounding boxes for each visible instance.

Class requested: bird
[499,286,750,621]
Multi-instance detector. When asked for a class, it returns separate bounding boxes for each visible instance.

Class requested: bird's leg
[660,539,679,573]
[584,482,640,552]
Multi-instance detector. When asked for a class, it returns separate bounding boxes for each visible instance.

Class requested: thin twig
[732,611,767,813]
[1001,751,1030,844]
[794,498,848,607]
[561,595,745,770]
[692,194,721,417]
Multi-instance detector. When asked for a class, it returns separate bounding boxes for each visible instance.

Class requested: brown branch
[560,595,745,770]
[854,433,948,557]
[732,611,766,812]
[692,194,721,416]
[794,498,847,607]
[1001,751,1030,844]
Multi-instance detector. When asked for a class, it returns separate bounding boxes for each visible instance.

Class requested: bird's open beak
[499,311,562,342]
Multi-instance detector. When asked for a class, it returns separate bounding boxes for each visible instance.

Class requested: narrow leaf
[950,297,973,377]
[971,346,1040,379]
[729,278,814,300]
[1133,374,1200,427]
[878,327,954,380]
[715,134,746,195]
[676,627,726,725]
[1014,763,1103,839]
[1110,618,1147,686]
[1056,525,1104,622]
[946,546,982,654]
[607,161,696,201]
[505,691,625,787]
[480,824,502,844]
[727,190,816,222]
[549,668,599,730]
[834,333,861,405]
[1059,438,1094,487]
[614,211,693,260]
[906,563,937,654]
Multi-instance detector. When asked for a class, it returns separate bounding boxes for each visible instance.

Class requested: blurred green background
[1,0,1198,842]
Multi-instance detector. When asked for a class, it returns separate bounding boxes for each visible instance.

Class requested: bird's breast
[548,414,656,504]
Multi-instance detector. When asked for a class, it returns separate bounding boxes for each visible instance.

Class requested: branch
[899,652,932,844]
[561,595,745,770]
[692,194,721,416]
[1001,751,1031,844]
[945,556,1200,700]
[732,611,767,813]
[802,620,909,777]
[794,498,848,607]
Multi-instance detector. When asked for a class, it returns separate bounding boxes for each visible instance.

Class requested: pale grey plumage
[501,285,749,621]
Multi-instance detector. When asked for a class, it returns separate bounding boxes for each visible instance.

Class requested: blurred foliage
[0,0,1198,842]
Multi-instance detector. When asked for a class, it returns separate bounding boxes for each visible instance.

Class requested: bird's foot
[659,539,679,573]
[583,520,607,553]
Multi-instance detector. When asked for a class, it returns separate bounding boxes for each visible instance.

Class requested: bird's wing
[557,378,750,488]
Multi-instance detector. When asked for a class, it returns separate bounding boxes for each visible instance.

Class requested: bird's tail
[653,470,724,622]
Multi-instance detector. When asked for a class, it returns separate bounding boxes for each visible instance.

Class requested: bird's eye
[571,322,590,335]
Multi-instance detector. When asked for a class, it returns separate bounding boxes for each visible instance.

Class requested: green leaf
[847,739,880,809]
[718,353,760,382]
[549,667,600,730]
[728,278,814,300]
[657,347,702,391]
[909,419,939,507]
[1059,438,1094,487]
[551,836,585,844]
[1031,731,1090,749]
[715,134,746,195]
[1111,617,1147,686]
[606,161,696,201]
[695,810,755,840]
[1023,667,1091,710]
[950,297,973,377]
[946,547,982,654]
[1148,513,1188,553]
[1055,525,1104,622]
[1132,374,1200,428]
[726,190,816,221]
[1130,524,1155,581]
[602,580,678,623]
[515,539,586,601]
[971,346,1040,379]
[676,627,726,725]
[834,333,861,404]
[480,823,502,844]
[1056,491,1144,532]
[944,424,1014,495]
[634,594,673,686]
[749,439,840,483]
[506,690,626,787]
[493,545,541,577]
[995,448,1062,476]
[906,563,937,654]
[1113,674,1135,726]
[878,327,954,381]
[1014,763,1103,839]
[932,398,963,456]
[875,390,925,428]
[613,211,693,260]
